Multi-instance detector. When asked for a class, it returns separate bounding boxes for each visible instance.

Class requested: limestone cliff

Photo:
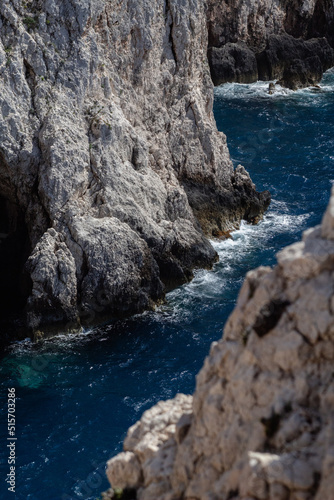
[106,189,334,500]
[207,0,334,88]
[0,0,269,336]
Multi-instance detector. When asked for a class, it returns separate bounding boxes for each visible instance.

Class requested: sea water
[1,69,333,500]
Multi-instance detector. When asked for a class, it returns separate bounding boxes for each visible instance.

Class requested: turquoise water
[1,70,334,500]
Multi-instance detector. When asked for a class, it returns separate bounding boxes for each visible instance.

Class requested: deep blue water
[1,70,334,500]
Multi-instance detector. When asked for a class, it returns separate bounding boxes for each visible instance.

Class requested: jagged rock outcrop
[257,34,334,89]
[0,0,270,336]
[106,188,334,500]
[207,0,334,88]
[208,42,258,85]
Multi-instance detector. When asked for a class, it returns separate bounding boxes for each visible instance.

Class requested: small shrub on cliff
[23,16,38,30]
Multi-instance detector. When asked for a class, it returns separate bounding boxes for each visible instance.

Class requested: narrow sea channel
[1,70,333,500]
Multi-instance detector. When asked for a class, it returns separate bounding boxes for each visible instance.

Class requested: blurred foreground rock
[107,188,334,500]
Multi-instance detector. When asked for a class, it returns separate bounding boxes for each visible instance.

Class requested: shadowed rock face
[207,0,334,88]
[283,0,334,47]
[0,0,269,336]
[257,34,334,89]
[106,189,334,500]
[208,42,258,85]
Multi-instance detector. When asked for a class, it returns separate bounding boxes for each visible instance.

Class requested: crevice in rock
[311,471,322,496]
[253,299,290,337]
[23,58,41,120]
[166,0,177,65]
[227,489,239,499]
[66,224,89,307]
[0,193,32,318]
[261,412,281,439]
[24,59,37,96]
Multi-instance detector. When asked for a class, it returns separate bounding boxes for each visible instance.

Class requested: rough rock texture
[106,188,334,500]
[208,42,258,86]
[0,0,270,335]
[207,0,334,51]
[207,0,334,87]
[257,34,334,89]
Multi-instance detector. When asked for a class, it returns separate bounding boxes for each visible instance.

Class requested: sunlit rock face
[0,0,269,336]
[107,189,334,500]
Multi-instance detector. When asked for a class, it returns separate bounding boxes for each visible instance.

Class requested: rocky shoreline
[0,0,270,339]
[105,189,334,500]
[1,0,334,339]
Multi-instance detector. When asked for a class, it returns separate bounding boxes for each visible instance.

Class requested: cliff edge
[106,188,334,500]
[0,0,269,337]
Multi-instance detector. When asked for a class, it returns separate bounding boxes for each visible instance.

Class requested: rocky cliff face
[106,189,334,500]
[207,0,334,88]
[0,0,269,337]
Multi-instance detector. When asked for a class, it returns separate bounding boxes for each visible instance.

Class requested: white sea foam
[214,68,334,103]
[164,204,311,320]
[214,81,293,100]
